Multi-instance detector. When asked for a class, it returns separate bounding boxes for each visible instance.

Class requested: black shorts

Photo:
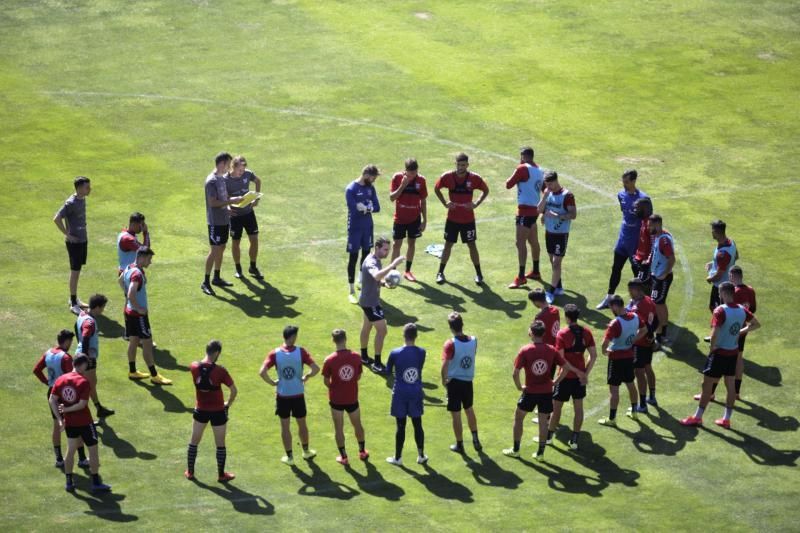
[633,345,653,368]
[632,258,651,284]
[193,408,228,426]
[393,217,423,240]
[517,392,553,414]
[515,215,538,228]
[208,224,230,246]
[545,232,569,257]
[361,305,385,323]
[65,423,98,446]
[230,211,259,240]
[607,358,635,386]
[651,273,673,304]
[276,395,307,419]
[553,378,586,402]
[124,313,152,340]
[709,285,721,313]
[66,241,88,271]
[329,401,360,413]
[446,379,474,412]
[701,352,737,378]
[738,334,747,352]
[444,220,476,244]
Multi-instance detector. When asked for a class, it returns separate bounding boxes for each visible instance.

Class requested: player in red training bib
[503,320,585,461]
[185,340,237,482]
[390,158,428,282]
[49,354,111,493]
[730,265,757,399]
[433,152,490,285]
[550,305,598,450]
[322,329,367,465]
[626,279,658,413]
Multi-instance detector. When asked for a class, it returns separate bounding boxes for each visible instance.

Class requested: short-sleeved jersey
[225,170,258,217]
[191,361,233,411]
[117,228,150,272]
[391,173,428,224]
[535,305,561,346]
[543,187,576,234]
[359,254,382,307]
[51,372,93,427]
[514,342,566,394]
[33,347,73,386]
[205,172,230,226]
[617,189,649,241]
[55,194,88,242]
[603,313,643,359]
[387,346,426,396]
[322,350,363,404]
[555,325,595,379]
[710,239,737,286]
[634,220,652,261]
[711,304,753,355]
[627,296,657,347]
[435,171,488,224]
[734,284,757,313]
[264,345,315,398]
[345,180,380,231]
[506,163,543,216]
[123,264,147,317]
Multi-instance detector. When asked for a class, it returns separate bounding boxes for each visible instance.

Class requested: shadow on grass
[557,291,616,332]
[519,432,640,496]
[701,425,800,467]
[212,278,301,319]
[612,405,693,456]
[736,399,798,432]
[344,460,405,501]
[380,300,434,331]
[95,315,126,339]
[133,380,191,413]
[291,460,359,500]
[70,490,137,522]
[397,280,468,313]
[451,282,526,319]
[741,357,782,387]
[190,478,275,515]
[463,450,523,489]
[96,421,157,461]
[399,463,474,502]
[153,346,191,372]
[378,372,442,406]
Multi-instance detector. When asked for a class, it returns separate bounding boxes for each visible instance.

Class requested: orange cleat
[508,276,527,289]
[714,418,731,429]
[403,271,417,282]
[679,416,703,427]
[525,271,542,280]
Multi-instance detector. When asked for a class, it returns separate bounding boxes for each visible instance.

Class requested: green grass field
[1,1,799,531]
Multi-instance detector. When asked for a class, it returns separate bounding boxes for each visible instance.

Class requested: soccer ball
[384,269,402,289]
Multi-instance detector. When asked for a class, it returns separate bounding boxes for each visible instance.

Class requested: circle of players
[40,147,760,493]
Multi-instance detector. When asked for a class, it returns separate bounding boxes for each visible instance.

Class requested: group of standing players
[39,146,762,492]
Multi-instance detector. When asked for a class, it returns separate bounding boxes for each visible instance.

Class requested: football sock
[533,260,540,273]
[148,365,157,377]
[518,265,525,278]
[471,430,479,441]
[693,406,705,419]
[250,261,257,269]
[338,446,347,458]
[474,264,483,277]
[412,417,425,453]
[640,394,647,407]
[547,430,554,441]
[66,473,74,484]
[374,354,381,365]
[631,403,638,412]
[609,408,617,420]
[537,444,546,456]
[570,431,579,443]
[187,444,198,473]
[204,274,211,285]
[723,407,733,420]
[513,440,520,452]
[454,440,463,450]
[54,445,63,461]
[128,362,136,373]
[302,443,309,452]
[406,260,412,272]
[235,263,242,273]
[395,418,407,459]
[360,348,368,360]
[438,263,446,275]
[70,294,78,306]
[556,279,563,289]
[649,388,656,398]
[358,440,365,452]
[213,269,221,280]
[92,473,101,485]
[78,447,87,461]
[285,450,293,459]
[216,447,226,476]
[347,253,358,283]
[735,379,742,393]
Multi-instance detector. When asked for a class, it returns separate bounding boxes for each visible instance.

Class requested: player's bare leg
[86,368,99,404]
[656,303,668,338]
[127,336,149,380]
[69,270,83,307]
[360,316,373,364]
[280,417,292,456]
[190,419,207,446]
[549,254,563,300]
[635,368,647,408]
[573,398,584,432]
[211,423,232,480]
[331,408,346,450]
[391,238,404,262]
[467,241,483,284]
[88,444,100,475]
[715,375,737,428]
[403,238,417,281]
[347,409,368,460]
[548,401,563,433]
[373,320,387,362]
[296,417,315,459]
[644,364,656,400]
[141,338,171,385]
[450,411,463,443]
[528,225,540,274]
[231,238,242,268]
[625,382,638,417]
[503,408,527,457]
[735,352,745,398]
[437,241,455,284]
